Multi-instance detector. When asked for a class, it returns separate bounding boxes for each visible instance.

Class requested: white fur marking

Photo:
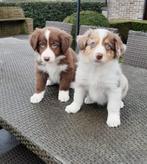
[106,113,121,127]
[58,90,69,102]
[84,96,94,104]
[96,29,108,40]
[45,30,50,42]
[38,56,68,84]
[93,29,108,61]
[41,30,56,62]
[120,101,124,108]
[65,102,81,113]
[41,47,56,63]
[30,91,45,103]
[46,79,53,86]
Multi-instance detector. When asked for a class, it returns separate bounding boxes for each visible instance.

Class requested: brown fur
[30,28,41,50]
[35,66,48,93]
[30,27,76,93]
[103,32,125,58]
[30,27,72,56]
[103,33,116,60]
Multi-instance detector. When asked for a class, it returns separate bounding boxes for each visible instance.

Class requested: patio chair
[124,30,147,69]
[0,30,147,163]
[46,21,73,34]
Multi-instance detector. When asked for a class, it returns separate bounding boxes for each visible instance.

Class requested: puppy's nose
[44,57,50,62]
[96,53,103,60]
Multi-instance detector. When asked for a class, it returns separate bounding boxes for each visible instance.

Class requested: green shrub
[64,10,109,49]
[0,2,105,28]
[64,10,109,27]
[110,19,147,43]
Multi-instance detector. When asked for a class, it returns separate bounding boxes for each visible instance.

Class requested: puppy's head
[77,29,125,63]
[30,27,72,63]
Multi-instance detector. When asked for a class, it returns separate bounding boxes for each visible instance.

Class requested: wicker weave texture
[125,30,147,69]
[0,38,147,164]
[46,21,72,34]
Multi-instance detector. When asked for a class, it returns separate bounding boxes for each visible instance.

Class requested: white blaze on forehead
[45,29,50,43]
[96,29,108,42]
[41,29,55,62]
[93,29,108,59]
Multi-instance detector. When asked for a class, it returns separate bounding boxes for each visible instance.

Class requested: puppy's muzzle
[44,57,50,62]
[96,53,103,61]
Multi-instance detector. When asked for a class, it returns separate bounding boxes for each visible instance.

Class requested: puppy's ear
[77,29,92,50]
[77,35,88,50]
[29,28,41,51]
[114,34,126,57]
[60,31,72,54]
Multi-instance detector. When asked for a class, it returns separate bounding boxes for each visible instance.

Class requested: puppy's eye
[105,44,113,50]
[51,43,59,49]
[39,42,46,48]
[88,42,96,48]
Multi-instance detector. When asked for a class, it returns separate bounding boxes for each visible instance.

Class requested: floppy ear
[60,31,72,54]
[114,34,126,57]
[29,28,41,51]
[77,35,88,50]
[77,29,92,50]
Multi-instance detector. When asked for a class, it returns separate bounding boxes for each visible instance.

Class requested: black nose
[44,57,50,62]
[96,53,103,60]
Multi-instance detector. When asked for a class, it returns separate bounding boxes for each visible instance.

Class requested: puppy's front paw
[84,96,94,104]
[58,90,69,102]
[46,79,53,86]
[106,114,120,128]
[30,91,45,103]
[65,102,80,113]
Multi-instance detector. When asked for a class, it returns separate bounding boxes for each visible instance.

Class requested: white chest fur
[38,63,67,84]
[76,60,121,104]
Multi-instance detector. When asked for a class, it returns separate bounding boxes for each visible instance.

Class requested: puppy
[30,27,76,103]
[65,29,128,127]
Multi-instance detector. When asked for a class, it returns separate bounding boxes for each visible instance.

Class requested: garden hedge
[64,10,109,49]
[0,2,105,28]
[110,19,147,43]
[64,10,109,27]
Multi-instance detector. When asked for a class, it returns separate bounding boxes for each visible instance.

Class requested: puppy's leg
[106,89,121,127]
[30,68,48,103]
[121,74,129,99]
[65,86,86,113]
[84,95,94,104]
[58,69,74,102]
[119,74,128,109]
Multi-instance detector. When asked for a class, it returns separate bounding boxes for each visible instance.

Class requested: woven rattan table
[0,37,147,164]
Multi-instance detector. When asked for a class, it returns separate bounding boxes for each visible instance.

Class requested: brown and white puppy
[65,29,128,127]
[30,27,76,103]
